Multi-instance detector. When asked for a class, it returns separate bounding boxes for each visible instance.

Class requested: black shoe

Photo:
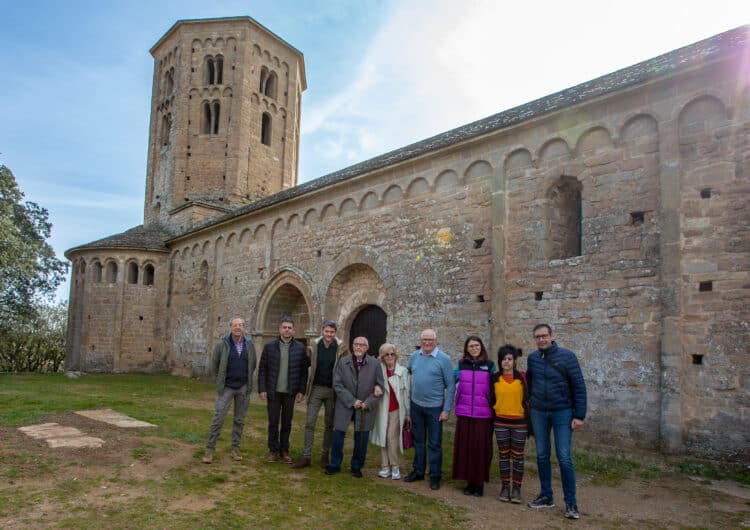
[473,484,483,497]
[404,471,424,482]
[499,483,510,502]
[351,469,362,478]
[430,478,440,490]
[528,494,554,509]
[565,504,580,519]
[324,466,340,475]
[511,485,522,504]
[463,484,475,496]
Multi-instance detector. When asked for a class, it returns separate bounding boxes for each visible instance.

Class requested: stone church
[65,17,749,458]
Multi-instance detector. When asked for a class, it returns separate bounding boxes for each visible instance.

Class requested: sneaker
[292,457,311,469]
[498,483,510,502]
[391,467,401,480]
[511,485,522,504]
[378,467,391,478]
[230,448,242,461]
[404,470,424,482]
[565,504,580,519]
[202,449,214,464]
[267,452,279,463]
[429,478,441,490]
[528,494,555,509]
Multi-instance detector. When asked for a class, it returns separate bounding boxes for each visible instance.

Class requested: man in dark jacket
[202,317,257,464]
[258,316,310,464]
[525,324,587,520]
[325,336,384,477]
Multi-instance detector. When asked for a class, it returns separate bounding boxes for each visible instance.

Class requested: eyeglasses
[383,352,396,357]
[420,339,435,343]
[353,342,368,347]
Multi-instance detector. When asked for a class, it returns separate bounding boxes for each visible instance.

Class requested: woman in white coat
[370,343,411,480]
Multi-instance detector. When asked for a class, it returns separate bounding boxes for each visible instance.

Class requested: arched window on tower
[546,175,583,260]
[261,112,272,146]
[105,261,118,283]
[92,261,102,283]
[212,101,221,134]
[265,71,277,99]
[205,56,215,85]
[201,101,211,134]
[259,66,268,93]
[127,262,138,284]
[161,113,171,146]
[215,55,224,84]
[144,264,155,286]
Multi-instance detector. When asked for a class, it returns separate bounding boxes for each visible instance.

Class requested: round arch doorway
[349,305,387,357]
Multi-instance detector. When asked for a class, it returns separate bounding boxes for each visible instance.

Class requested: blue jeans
[530,408,576,506]
[410,401,443,479]
[330,427,369,472]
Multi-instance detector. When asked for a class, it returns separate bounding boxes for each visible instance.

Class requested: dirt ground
[2,410,748,529]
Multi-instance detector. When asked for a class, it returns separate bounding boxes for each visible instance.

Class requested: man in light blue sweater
[404,329,455,490]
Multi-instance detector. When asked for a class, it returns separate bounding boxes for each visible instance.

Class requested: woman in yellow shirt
[490,344,529,504]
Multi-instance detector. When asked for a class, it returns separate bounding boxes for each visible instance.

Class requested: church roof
[171,24,749,241]
[65,224,173,257]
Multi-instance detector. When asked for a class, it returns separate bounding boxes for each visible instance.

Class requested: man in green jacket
[202,317,257,464]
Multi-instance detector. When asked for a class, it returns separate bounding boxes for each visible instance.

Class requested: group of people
[202,317,587,521]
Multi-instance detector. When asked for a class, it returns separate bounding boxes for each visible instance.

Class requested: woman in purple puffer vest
[452,335,496,496]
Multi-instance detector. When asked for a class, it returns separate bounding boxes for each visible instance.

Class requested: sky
[1,0,748,302]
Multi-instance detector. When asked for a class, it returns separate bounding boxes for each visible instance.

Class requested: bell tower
[143,17,306,231]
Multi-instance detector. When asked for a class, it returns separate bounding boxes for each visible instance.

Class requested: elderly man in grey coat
[325,336,384,478]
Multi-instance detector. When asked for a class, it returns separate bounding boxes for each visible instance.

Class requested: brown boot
[280,452,293,464]
[292,457,311,468]
[267,452,279,463]
[320,453,329,468]
[202,449,214,464]
[231,448,243,461]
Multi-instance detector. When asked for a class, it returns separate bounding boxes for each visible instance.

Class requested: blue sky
[1,0,747,301]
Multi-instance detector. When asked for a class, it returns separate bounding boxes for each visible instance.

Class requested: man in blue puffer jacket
[526,324,587,521]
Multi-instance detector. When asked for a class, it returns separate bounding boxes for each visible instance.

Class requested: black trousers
[267,392,295,454]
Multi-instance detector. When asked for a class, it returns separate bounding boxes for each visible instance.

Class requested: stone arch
[621,113,659,141]
[143,263,155,286]
[126,260,139,284]
[91,260,103,282]
[240,228,252,244]
[271,218,285,237]
[339,198,357,215]
[324,262,387,349]
[503,147,534,178]
[255,267,316,338]
[225,232,237,247]
[406,177,430,197]
[253,44,261,56]
[360,191,379,210]
[320,203,337,220]
[678,95,729,161]
[538,138,572,162]
[104,260,118,283]
[382,185,403,204]
[287,213,300,231]
[201,240,211,254]
[576,126,614,154]
[464,160,493,182]
[302,208,317,226]
[254,224,268,239]
[434,169,459,192]
[191,243,201,256]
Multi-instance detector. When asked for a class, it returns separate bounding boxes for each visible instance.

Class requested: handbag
[402,421,414,449]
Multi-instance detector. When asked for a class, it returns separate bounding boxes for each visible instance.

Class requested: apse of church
[65,17,750,459]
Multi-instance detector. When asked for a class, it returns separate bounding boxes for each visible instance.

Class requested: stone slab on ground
[75,409,157,428]
[18,423,105,448]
